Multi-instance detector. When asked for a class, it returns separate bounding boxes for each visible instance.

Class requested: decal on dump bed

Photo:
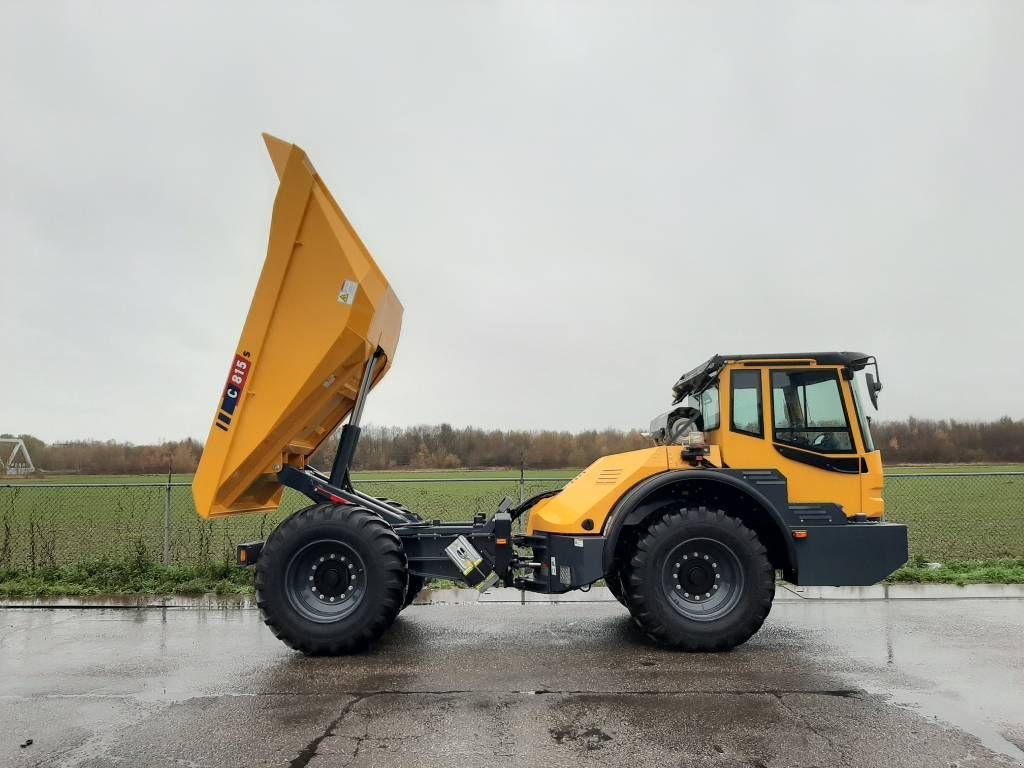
[337,279,358,306]
[215,354,252,432]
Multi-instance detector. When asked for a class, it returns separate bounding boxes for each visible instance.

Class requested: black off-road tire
[375,497,428,608]
[256,503,407,655]
[403,574,427,608]
[624,507,774,652]
[604,569,629,608]
[605,524,643,608]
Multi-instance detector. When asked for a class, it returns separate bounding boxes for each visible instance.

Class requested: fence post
[163,462,172,566]
[518,453,525,504]
[518,454,526,603]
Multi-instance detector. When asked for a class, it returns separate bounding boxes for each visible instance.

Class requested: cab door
[766,366,866,516]
[718,365,865,517]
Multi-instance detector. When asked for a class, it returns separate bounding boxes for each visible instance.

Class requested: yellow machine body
[191,137,906,655]
[528,359,883,536]
[192,135,403,518]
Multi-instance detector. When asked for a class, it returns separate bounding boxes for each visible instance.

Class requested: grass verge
[0,553,253,598]
[887,556,1024,586]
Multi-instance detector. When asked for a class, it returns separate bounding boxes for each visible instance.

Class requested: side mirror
[865,372,882,410]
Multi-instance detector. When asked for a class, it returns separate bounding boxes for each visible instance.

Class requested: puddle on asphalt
[853,670,1024,762]
[1,596,256,609]
[786,602,1024,763]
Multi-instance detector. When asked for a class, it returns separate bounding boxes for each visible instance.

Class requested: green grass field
[2,465,1022,571]
[884,464,1024,474]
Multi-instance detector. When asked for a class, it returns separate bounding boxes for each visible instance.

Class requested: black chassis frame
[269,349,575,593]
[278,459,570,591]
[258,350,908,593]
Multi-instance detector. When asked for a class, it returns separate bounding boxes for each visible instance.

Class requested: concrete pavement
[1,598,1022,767]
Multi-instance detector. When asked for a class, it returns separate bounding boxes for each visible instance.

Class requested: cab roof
[671,352,872,404]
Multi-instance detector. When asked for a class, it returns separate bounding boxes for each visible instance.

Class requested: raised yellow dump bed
[192,135,403,518]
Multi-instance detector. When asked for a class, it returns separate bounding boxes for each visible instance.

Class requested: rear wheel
[375,497,428,607]
[624,507,774,651]
[256,503,407,655]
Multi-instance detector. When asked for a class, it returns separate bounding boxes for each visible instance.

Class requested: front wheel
[624,507,774,652]
[256,503,407,655]
[604,569,629,608]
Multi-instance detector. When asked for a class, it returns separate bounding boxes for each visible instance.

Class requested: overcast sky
[2,2,1022,444]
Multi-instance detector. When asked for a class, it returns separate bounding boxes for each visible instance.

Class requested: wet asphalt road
[1,598,1022,767]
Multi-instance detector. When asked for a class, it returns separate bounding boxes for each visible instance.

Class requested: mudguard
[600,469,799,574]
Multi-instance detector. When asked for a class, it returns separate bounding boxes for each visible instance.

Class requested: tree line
[871,417,1024,464]
[4,417,1024,475]
[308,425,651,471]
[4,434,204,476]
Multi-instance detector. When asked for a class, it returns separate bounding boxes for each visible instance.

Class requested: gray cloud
[2,2,1022,443]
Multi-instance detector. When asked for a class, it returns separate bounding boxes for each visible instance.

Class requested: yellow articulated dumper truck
[193,135,908,655]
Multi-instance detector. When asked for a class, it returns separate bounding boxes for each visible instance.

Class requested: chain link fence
[1,473,1022,572]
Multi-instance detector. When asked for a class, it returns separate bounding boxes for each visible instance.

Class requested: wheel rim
[284,538,367,623]
[661,537,744,622]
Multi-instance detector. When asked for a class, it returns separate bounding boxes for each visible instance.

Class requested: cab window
[698,383,720,430]
[771,369,853,452]
[730,370,763,437]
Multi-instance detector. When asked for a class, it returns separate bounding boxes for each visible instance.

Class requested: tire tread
[623,507,774,652]
[255,503,407,655]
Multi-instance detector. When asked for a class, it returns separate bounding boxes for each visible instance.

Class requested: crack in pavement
[288,693,374,768]
[281,688,866,768]
[771,691,855,768]
[0,688,866,702]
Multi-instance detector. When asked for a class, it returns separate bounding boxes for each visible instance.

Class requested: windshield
[851,371,877,452]
[770,369,853,452]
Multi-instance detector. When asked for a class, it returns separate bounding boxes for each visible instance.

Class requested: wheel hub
[680,562,716,595]
[312,556,353,600]
[662,537,743,621]
[285,540,366,622]
[671,550,722,601]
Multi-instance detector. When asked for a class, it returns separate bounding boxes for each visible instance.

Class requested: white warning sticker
[337,279,358,306]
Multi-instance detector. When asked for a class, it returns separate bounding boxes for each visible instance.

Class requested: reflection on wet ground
[0,598,1021,766]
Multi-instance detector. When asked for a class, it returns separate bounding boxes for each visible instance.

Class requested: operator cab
[655,353,885,519]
